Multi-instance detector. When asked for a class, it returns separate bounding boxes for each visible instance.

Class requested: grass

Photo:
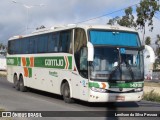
[143,90,160,102]
[144,81,160,87]
[0,108,5,111]
[143,81,160,102]
[0,71,7,77]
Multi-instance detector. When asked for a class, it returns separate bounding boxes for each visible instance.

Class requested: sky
[0,0,160,45]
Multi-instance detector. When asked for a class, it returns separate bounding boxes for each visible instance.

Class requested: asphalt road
[0,76,160,120]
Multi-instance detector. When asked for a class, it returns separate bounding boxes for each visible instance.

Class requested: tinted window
[90,30,140,47]
[48,32,60,52]
[29,36,38,54]
[20,38,30,54]
[8,29,72,54]
[37,34,48,53]
[59,30,71,52]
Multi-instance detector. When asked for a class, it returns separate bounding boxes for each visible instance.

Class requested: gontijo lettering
[45,59,64,67]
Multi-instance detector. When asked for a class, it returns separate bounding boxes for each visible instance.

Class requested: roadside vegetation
[144,81,160,87]
[0,71,7,77]
[143,90,160,102]
[143,81,160,102]
[0,108,5,111]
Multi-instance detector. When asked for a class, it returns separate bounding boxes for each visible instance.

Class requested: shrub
[143,90,160,102]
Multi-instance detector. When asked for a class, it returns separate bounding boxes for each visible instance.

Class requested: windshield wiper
[109,63,121,80]
[109,48,122,80]
[124,60,135,80]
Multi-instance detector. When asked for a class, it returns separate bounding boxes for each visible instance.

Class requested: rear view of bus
[87,26,144,102]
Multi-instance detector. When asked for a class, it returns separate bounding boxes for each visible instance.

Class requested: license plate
[116,96,125,101]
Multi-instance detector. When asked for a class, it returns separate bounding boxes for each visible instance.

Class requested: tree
[107,7,137,28]
[117,7,137,28]
[153,34,160,70]
[107,16,119,25]
[107,0,160,44]
[136,0,160,32]
[155,34,160,56]
[145,36,151,45]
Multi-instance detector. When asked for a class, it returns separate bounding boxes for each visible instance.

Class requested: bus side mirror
[144,45,155,63]
[87,42,94,61]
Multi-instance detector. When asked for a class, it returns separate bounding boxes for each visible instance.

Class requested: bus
[0,49,7,70]
[7,24,145,103]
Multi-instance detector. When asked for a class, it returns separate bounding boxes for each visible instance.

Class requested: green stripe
[7,56,72,70]
[89,82,144,88]
[109,82,144,88]
[7,57,21,66]
[89,82,100,88]
[68,56,72,69]
[28,68,32,78]
[17,57,21,66]
[34,57,65,69]
[26,58,30,67]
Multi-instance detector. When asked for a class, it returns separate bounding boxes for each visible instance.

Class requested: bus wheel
[19,75,27,92]
[14,74,20,91]
[62,82,74,103]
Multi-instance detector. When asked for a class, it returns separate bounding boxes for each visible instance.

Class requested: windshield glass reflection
[89,47,143,81]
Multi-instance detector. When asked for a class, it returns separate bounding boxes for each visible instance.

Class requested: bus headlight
[91,87,106,93]
[134,88,143,92]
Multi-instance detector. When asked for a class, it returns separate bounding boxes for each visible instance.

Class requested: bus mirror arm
[140,45,145,51]
[87,42,94,61]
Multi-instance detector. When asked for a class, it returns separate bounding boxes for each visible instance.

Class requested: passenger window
[59,30,71,53]
[37,34,48,53]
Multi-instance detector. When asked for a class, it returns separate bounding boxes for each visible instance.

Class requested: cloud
[1,0,159,46]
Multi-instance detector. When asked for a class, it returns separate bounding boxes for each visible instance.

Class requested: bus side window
[59,30,71,53]
[48,33,55,52]
[29,37,34,54]
[21,38,29,54]
[37,34,48,53]
[48,32,60,53]
[8,41,15,54]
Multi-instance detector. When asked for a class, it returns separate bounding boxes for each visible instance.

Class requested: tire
[62,82,74,103]
[14,74,20,91]
[19,75,27,92]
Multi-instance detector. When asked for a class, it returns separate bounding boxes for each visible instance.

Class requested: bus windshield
[89,30,144,81]
[89,30,140,47]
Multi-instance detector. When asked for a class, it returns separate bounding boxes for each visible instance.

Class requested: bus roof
[9,24,137,40]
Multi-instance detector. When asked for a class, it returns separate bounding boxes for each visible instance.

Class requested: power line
[74,3,140,24]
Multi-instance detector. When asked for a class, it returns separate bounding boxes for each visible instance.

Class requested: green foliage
[0,108,5,111]
[143,90,160,102]
[145,36,151,45]
[136,0,160,31]
[155,34,160,56]
[117,7,137,28]
[107,7,137,28]
[107,16,119,25]
[107,0,160,32]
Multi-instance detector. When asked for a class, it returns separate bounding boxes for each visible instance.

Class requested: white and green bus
[7,25,145,103]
